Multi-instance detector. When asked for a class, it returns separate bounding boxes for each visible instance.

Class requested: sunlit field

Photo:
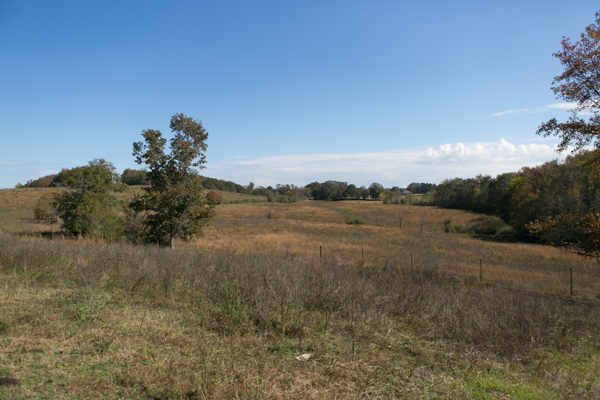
[196,199,600,299]
[1,187,599,399]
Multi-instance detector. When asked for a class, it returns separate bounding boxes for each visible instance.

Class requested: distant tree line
[305,181,387,200]
[432,151,600,239]
[16,169,71,188]
[406,182,436,194]
[19,171,436,205]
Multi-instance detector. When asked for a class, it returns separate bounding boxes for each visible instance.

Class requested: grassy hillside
[1,187,599,399]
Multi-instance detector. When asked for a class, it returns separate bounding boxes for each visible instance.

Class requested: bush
[205,191,223,205]
[443,219,453,233]
[496,225,517,240]
[54,159,125,238]
[470,216,506,235]
[347,216,368,225]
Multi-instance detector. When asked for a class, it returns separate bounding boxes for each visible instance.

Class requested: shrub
[496,225,517,240]
[54,159,125,238]
[470,216,506,235]
[443,219,453,233]
[205,191,223,205]
[347,216,368,225]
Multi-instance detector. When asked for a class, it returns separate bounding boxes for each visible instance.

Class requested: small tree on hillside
[54,159,125,237]
[131,113,215,248]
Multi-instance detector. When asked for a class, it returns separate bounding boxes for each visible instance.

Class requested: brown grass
[195,200,600,299]
[1,189,599,398]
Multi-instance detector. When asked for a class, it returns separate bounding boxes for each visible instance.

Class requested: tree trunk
[170,236,175,249]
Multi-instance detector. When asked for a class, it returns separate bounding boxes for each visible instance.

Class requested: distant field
[1,187,599,399]
[2,186,599,297]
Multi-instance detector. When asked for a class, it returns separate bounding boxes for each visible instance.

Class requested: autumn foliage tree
[529,212,600,261]
[537,11,600,156]
[531,11,600,257]
[131,113,215,248]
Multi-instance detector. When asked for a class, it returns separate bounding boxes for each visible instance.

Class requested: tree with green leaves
[54,159,125,237]
[368,182,384,200]
[131,113,215,248]
[121,168,148,185]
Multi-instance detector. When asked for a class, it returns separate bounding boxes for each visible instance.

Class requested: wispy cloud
[203,139,562,187]
[546,102,576,110]
[0,160,38,166]
[486,102,576,118]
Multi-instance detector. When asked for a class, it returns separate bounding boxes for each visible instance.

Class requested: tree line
[20,168,435,204]
[433,10,600,260]
[432,151,600,239]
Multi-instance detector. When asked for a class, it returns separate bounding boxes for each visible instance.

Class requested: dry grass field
[1,187,599,399]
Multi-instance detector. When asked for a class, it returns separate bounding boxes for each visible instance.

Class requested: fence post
[480,258,482,283]
[570,267,573,296]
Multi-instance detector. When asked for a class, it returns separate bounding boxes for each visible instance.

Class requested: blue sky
[1,1,598,189]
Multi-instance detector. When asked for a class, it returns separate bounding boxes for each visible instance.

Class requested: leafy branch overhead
[537,11,600,154]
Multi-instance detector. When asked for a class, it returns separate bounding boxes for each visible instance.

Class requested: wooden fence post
[570,267,573,296]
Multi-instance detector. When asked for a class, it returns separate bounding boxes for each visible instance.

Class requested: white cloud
[203,139,562,187]
[0,160,37,166]
[546,102,576,110]
[486,103,576,118]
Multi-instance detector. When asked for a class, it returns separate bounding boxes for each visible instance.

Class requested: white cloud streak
[0,140,565,189]
[486,102,576,118]
[203,139,562,187]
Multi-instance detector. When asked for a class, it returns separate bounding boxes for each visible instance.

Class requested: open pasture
[1,188,599,399]
[198,200,600,299]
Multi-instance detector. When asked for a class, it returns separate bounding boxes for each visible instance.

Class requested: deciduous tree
[131,113,215,248]
[532,11,600,254]
[368,183,384,200]
[54,159,125,237]
[537,11,600,156]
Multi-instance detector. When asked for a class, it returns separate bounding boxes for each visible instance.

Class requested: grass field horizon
[1,187,599,399]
